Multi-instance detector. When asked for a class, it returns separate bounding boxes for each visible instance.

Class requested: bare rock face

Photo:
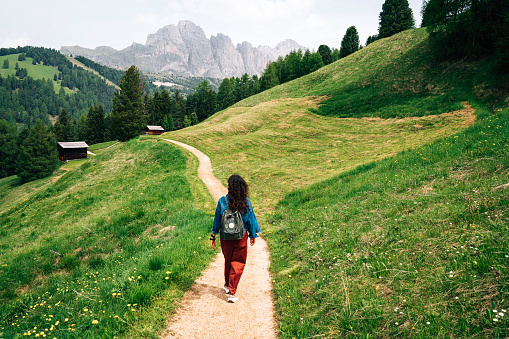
[177,21,222,78]
[60,20,307,77]
[211,33,245,77]
[236,41,270,76]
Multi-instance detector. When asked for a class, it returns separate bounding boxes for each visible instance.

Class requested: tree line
[421,0,508,71]
[74,56,125,85]
[0,47,117,127]
[2,0,506,183]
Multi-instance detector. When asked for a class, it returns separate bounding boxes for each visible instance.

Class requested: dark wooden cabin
[145,125,165,135]
[57,141,89,161]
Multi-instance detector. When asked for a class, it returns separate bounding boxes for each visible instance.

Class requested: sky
[1,0,423,52]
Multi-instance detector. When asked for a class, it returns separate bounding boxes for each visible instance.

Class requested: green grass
[88,140,118,152]
[266,104,509,337]
[61,158,89,170]
[166,98,476,216]
[237,29,506,117]
[1,27,507,338]
[0,53,74,94]
[163,28,508,338]
[0,138,216,338]
[65,56,120,90]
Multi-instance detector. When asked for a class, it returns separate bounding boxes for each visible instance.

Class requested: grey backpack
[220,196,245,240]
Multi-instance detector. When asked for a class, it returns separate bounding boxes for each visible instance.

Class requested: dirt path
[162,139,277,339]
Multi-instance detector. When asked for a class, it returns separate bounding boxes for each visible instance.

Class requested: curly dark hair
[227,175,249,213]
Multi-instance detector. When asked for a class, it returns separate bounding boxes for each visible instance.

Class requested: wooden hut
[57,141,89,161]
[145,125,165,135]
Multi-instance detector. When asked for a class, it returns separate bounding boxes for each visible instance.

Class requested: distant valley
[61,20,307,78]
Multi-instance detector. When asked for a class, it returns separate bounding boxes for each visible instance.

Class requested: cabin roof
[58,141,89,149]
[146,125,164,131]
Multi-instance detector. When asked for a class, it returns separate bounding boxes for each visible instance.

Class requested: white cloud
[0,33,32,49]
[0,0,424,52]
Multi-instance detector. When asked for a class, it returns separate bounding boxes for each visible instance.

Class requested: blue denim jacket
[212,195,260,238]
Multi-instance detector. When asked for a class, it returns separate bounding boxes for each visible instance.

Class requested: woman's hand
[210,234,216,250]
[250,237,255,246]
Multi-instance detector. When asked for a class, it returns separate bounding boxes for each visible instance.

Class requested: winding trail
[161,139,277,339]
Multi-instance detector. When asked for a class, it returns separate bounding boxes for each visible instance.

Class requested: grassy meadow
[164,28,508,337]
[0,26,507,339]
[167,98,476,216]
[266,104,509,337]
[236,29,505,117]
[0,138,216,338]
[0,53,74,94]
[65,56,120,90]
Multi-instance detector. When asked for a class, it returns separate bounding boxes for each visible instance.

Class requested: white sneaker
[227,294,238,303]
[222,285,229,294]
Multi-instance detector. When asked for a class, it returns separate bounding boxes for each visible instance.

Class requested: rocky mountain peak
[60,20,307,78]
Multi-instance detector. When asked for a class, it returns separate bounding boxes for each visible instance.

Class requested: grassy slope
[0,138,215,338]
[165,28,509,337]
[165,29,492,217]
[237,29,505,117]
[267,105,508,338]
[0,27,507,338]
[168,98,475,217]
[65,56,120,90]
[0,53,74,94]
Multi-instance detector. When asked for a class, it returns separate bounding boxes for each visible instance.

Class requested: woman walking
[210,175,260,303]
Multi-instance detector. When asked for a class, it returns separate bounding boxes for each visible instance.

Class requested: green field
[0,53,74,94]
[165,29,508,337]
[0,27,507,338]
[65,56,120,90]
[0,139,215,338]
[88,140,119,152]
[265,104,509,337]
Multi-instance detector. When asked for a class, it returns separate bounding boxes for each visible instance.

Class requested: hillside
[0,27,507,338]
[0,47,119,126]
[165,28,501,215]
[236,28,507,117]
[0,54,73,95]
[65,55,120,90]
[165,28,508,337]
[0,138,216,338]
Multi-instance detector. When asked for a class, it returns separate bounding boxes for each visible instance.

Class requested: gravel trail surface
[161,139,277,339]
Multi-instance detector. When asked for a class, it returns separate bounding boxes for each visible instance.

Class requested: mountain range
[60,20,307,78]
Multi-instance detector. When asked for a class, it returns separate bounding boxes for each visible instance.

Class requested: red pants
[220,233,248,295]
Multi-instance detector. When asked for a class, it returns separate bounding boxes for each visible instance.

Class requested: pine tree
[2,59,9,69]
[86,105,105,144]
[340,26,361,58]
[173,90,186,130]
[109,66,145,141]
[195,81,217,121]
[306,51,325,73]
[378,0,415,39]
[237,73,252,101]
[0,119,19,178]
[217,78,236,110]
[159,89,174,125]
[53,108,72,142]
[260,63,279,91]
[281,50,303,82]
[318,45,333,65]
[366,35,379,46]
[16,120,58,183]
[183,115,191,128]
[162,114,174,132]
[190,112,199,126]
